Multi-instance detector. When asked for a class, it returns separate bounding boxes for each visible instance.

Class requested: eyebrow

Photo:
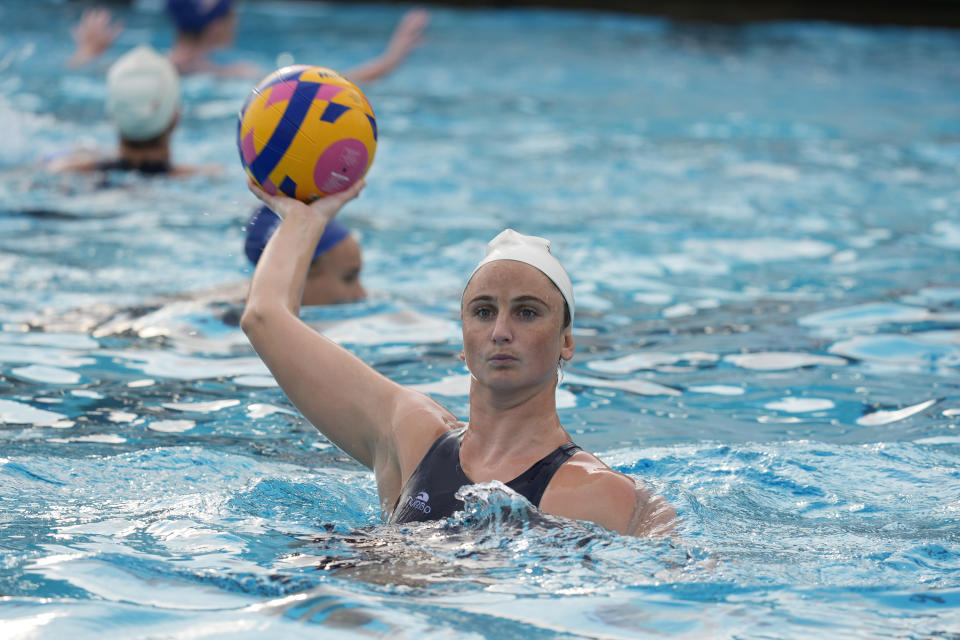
[512,295,549,306]
[465,294,549,306]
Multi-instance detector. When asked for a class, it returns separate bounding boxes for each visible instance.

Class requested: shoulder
[539,452,635,533]
[540,451,676,537]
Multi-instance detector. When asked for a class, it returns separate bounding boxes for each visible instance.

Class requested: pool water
[2,1,960,637]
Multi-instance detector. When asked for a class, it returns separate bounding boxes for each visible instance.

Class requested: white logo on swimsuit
[407,490,431,514]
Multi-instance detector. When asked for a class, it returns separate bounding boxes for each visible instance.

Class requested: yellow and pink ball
[237,65,377,202]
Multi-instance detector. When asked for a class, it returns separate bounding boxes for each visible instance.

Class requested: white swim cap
[106,45,180,141]
[468,229,575,323]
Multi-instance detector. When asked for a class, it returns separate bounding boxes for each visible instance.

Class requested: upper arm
[242,306,415,470]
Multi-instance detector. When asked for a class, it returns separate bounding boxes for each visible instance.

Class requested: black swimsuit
[389,427,582,524]
[94,158,171,175]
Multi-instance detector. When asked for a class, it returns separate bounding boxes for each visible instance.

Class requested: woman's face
[204,11,237,48]
[301,236,366,306]
[461,260,574,393]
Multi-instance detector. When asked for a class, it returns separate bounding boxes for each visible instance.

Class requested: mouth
[488,353,518,363]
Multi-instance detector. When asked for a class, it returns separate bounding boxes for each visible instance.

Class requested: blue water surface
[1,1,959,638]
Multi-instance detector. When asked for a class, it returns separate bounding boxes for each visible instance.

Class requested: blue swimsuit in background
[389,427,582,524]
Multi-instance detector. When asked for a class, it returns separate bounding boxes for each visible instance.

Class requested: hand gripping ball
[237,65,377,202]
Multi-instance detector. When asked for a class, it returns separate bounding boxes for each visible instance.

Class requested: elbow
[240,302,269,339]
[241,290,300,342]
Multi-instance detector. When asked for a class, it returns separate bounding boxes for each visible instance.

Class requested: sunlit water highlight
[1,1,959,637]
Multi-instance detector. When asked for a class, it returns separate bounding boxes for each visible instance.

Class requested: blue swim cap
[244,205,350,266]
[166,0,233,34]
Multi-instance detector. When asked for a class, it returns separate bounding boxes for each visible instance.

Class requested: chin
[479,370,537,390]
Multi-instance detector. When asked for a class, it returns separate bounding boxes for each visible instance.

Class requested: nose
[491,312,512,344]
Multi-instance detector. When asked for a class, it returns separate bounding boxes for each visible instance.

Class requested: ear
[559,329,575,362]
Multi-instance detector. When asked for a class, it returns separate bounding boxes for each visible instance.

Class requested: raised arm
[345,8,429,84]
[67,7,123,68]
[240,180,412,471]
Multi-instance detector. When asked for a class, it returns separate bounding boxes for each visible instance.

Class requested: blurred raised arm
[68,7,123,68]
[346,8,429,84]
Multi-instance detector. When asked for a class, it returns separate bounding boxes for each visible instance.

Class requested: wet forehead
[463,260,563,305]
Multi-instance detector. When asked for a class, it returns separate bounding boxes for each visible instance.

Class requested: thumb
[337,178,366,203]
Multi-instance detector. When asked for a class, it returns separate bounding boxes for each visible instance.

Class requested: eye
[517,307,538,320]
[473,306,494,320]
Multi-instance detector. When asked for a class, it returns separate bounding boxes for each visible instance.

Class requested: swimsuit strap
[506,441,582,507]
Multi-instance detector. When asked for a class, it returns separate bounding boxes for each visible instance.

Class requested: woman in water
[241,179,675,537]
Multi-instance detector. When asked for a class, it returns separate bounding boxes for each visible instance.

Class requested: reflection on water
[1,0,959,638]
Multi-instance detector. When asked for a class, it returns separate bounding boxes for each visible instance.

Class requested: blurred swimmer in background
[26,204,366,336]
[49,45,218,175]
[68,1,431,81]
[244,205,367,306]
[165,0,262,77]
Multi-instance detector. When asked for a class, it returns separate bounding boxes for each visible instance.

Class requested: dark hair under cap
[166,0,233,33]
[244,205,350,266]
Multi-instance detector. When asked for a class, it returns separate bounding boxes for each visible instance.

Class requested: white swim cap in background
[106,45,181,141]
[468,228,575,322]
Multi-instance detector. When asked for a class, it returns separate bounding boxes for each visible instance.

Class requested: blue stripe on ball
[279,176,297,197]
[239,67,305,119]
[367,114,378,142]
[319,102,350,124]
[248,81,320,184]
